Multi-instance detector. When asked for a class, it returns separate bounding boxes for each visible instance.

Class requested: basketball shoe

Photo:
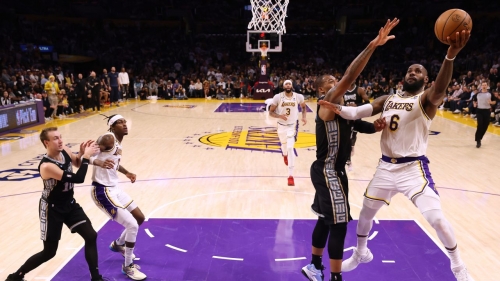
[283,155,288,165]
[122,263,147,280]
[342,248,373,272]
[452,264,475,281]
[5,274,26,281]
[288,176,295,186]
[301,263,324,281]
[110,240,136,260]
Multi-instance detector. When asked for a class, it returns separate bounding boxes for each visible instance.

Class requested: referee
[474,82,495,148]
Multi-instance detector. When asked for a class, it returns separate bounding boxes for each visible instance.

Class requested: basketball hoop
[259,46,268,57]
[248,0,289,34]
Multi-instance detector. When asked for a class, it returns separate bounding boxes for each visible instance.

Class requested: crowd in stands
[0,1,499,124]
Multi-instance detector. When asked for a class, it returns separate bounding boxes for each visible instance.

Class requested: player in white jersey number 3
[269,80,307,186]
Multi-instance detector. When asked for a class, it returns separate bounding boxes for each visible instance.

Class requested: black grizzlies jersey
[38,149,75,203]
[315,96,352,171]
[343,85,364,106]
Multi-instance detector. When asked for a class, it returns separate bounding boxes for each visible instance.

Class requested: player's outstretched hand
[318,100,342,114]
[373,117,387,132]
[371,18,399,46]
[82,141,99,158]
[446,30,471,58]
[79,140,95,157]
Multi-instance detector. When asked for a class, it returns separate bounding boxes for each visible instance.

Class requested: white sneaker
[452,264,475,281]
[494,122,500,127]
[342,248,373,272]
[453,109,461,114]
[471,114,476,118]
[122,263,147,280]
[301,263,324,281]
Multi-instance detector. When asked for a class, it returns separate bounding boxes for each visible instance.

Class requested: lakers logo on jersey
[192,126,315,154]
[281,102,296,107]
[384,101,414,111]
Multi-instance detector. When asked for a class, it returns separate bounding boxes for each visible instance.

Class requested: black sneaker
[5,274,26,281]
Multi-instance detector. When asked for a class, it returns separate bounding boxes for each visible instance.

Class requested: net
[247,0,289,34]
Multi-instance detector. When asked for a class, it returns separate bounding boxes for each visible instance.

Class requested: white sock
[287,147,294,177]
[281,143,287,156]
[125,246,135,266]
[357,236,368,254]
[117,230,127,245]
[447,246,463,269]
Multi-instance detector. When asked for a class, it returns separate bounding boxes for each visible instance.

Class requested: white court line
[212,256,244,261]
[382,260,396,263]
[145,228,155,238]
[368,231,378,240]
[166,244,187,253]
[275,257,307,262]
[343,246,356,252]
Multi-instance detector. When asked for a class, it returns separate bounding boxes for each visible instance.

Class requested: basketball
[434,9,472,44]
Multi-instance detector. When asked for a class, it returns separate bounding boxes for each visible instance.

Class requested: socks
[357,235,368,254]
[446,245,464,269]
[331,272,343,281]
[125,247,135,266]
[311,254,322,270]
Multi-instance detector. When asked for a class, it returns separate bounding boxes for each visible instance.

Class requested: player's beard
[285,88,292,93]
[403,78,425,93]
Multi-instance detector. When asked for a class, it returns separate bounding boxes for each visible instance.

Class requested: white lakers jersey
[92,132,122,186]
[272,92,304,125]
[380,93,431,158]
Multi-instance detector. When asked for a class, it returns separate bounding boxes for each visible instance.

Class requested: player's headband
[284,80,292,86]
[108,115,124,127]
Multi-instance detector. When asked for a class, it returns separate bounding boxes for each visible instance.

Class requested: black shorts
[310,160,352,225]
[39,198,90,241]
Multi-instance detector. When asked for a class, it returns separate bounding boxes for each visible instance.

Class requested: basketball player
[6,127,108,281]
[319,30,474,281]
[90,114,147,280]
[269,79,307,186]
[343,81,370,169]
[300,18,399,281]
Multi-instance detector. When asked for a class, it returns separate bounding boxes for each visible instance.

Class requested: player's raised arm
[318,95,390,120]
[423,30,470,108]
[323,18,399,104]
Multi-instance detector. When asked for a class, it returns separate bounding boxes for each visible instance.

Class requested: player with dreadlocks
[89,114,147,280]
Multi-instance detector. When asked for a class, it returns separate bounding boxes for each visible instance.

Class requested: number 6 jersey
[380,92,431,158]
[272,92,305,126]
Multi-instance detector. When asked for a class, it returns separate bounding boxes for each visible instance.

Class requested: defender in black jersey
[301,18,398,281]
[343,81,371,168]
[6,127,109,281]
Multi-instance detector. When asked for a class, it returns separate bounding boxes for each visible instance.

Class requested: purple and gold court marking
[214,103,313,113]
[52,219,454,281]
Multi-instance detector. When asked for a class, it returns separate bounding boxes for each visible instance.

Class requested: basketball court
[1,99,499,280]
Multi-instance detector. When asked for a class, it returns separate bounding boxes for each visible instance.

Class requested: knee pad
[328,223,348,259]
